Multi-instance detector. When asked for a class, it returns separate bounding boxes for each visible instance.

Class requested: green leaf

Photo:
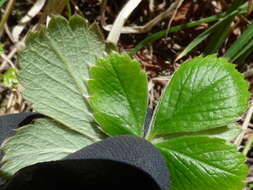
[156,136,248,190]
[0,68,18,88]
[1,119,96,176]
[88,53,148,136]
[18,15,105,138]
[148,55,249,138]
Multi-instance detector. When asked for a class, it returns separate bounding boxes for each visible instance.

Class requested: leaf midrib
[43,33,86,97]
[110,61,140,135]
[37,31,99,141]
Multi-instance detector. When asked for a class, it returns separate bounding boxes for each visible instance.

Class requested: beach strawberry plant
[0,15,250,190]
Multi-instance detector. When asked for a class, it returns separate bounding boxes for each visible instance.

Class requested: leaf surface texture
[89,53,148,136]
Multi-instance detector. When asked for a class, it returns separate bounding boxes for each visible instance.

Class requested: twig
[100,0,107,28]
[0,22,37,72]
[4,23,15,43]
[0,47,18,71]
[248,0,253,14]
[0,0,16,36]
[167,0,185,32]
[149,0,155,12]
[244,68,253,77]
[71,0,83,16]
[37,0,67,28]
[243,134,253,156]
[6,91,14,113]
[103,3,176,34]
[246,177,253,183]
[106,0,141,44]
[0,53,16,68]
[0,38,25,72]
[12,0,46,42]
[234,101,253,147]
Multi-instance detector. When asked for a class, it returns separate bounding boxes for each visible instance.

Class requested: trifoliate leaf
[1,119,97,176]
[156,136,248,190]
[88,53,148,136]
[18,15,105,138]
[0,16,106,176]
[149,55,249,138]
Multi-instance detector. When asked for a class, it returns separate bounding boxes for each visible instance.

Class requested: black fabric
[0,112,42,144]
[0,113,170,190]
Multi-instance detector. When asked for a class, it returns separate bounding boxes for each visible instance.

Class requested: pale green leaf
[148,55,249,138]
[18,15,105,139]
[88,53,148,136]
[156,136,248,190]
[1,15,106,176]
[0,119,96,176]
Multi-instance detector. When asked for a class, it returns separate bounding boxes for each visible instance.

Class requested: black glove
[0,113,170,190]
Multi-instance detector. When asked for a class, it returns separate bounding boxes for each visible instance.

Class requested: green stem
[0,0,16,35]
[66,0,72,19]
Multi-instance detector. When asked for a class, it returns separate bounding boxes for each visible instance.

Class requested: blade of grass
[229,37,253,62]
[107,0,141,44]
[66,0,72,19]
[130,3,248,56]
[204,0,245,54]
[0,0,15,35]
[203,20,232,54]
[176,12,237,60]
[234,47,253,65]
[243,134,253,156]
[130,13,226,56]
[224,22,253,60]
[176,2,249,60]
